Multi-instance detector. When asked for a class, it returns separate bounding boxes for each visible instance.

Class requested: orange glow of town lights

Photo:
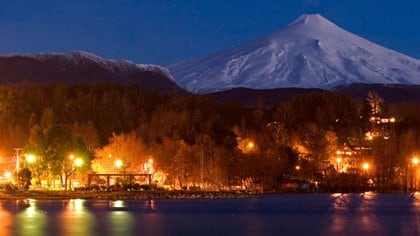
[336,157,342,164]
[412,157,419,166]
[26,154,36,163]
[69,154,75,160]
[295,165,300,170]
[362,163,370,170]
[4,172,11,178]
[74,158,83,167]
[247,141,254,149]
[115,159,123,168]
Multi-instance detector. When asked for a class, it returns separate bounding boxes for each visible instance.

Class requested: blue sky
[0,0,418,64]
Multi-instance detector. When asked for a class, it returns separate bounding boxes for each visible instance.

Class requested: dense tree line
[1,82,420,192]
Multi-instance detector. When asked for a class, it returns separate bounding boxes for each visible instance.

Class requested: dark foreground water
[1,192,420,235]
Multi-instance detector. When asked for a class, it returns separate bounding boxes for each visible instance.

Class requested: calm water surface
[1,192,420,235]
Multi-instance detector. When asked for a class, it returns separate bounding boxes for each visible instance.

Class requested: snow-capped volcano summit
[168,14,420,94]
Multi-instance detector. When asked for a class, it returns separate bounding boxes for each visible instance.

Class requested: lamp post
[68,154,83,190]
[412,157,419,192]
[114,159,123,173]
[362,163,370,174]
[336,157,342,173]
[14,148,22,175]
[26,154,36,164]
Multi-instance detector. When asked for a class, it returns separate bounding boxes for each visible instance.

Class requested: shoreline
[0,190,254,201]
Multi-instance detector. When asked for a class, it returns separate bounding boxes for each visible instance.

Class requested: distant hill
[0,51,185,94]
[207,87,327,107]
[333,83,420,103]
[206,83,420,108]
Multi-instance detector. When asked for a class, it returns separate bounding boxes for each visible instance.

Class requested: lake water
[1,192,420,235]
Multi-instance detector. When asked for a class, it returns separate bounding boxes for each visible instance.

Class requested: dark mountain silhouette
[333,83,420,103]
[0,51,185,94]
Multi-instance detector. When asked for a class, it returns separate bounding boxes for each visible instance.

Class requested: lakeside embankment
[0,190,253,200]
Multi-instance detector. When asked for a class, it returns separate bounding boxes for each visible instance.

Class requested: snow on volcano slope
[168,14,420,94]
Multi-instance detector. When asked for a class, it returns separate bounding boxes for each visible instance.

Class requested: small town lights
[143,158,155,174]
[295,165,301,170]
[69,154,75,160]
[362,163,370,171]
[115,159,123,168]
[336,157,342,164]
[74,158,83,167]
[238,138,257,154]
[412,157,419,166]
[4,172,11,178]
[25,154,36,163]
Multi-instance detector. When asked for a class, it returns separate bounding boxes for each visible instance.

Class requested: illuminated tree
[25,124,90,187]
[92,131,147,173]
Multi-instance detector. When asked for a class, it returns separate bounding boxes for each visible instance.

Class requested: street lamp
[412,157,419,166]
[4,172,11,179]
[114,159,123,173]
[362,163,370,171]
[412,157,419,191]
[336,157,342,172]
[25,154,36,164]
[68,154,83,190]
[74,158,83,167]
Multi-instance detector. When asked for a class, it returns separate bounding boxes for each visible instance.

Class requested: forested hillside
[2,82,420,191]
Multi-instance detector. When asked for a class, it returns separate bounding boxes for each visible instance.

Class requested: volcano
[168,14,420,94]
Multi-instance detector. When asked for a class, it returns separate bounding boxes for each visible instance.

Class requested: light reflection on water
[0,194,419,235]
[15,199,48,236]
[60,199,94,236]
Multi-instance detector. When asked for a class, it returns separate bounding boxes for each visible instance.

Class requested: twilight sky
[0,0,418,65]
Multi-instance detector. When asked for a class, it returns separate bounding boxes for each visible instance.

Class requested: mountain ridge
[0,51,184,94]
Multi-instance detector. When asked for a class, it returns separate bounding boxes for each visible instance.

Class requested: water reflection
[328,193,348,233]
[0,202,12,235]
[0,195,419,235]
[355,192,380,233]
[145,199,156,212]
[15,199,48,236]
[108,211,135,235]
[402,192,420,234]
[60,199,94,236]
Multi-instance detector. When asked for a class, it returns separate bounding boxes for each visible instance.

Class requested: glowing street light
[115,159,123,168]
[412,157,419,166]
[336,157,342,172]
[143,158,155,174]
[25,154,36,163]
[4,172,11,179]
[411,157,419,191]
[74,158,83,167]
[362,163,370,171]
[295,165,301,171]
